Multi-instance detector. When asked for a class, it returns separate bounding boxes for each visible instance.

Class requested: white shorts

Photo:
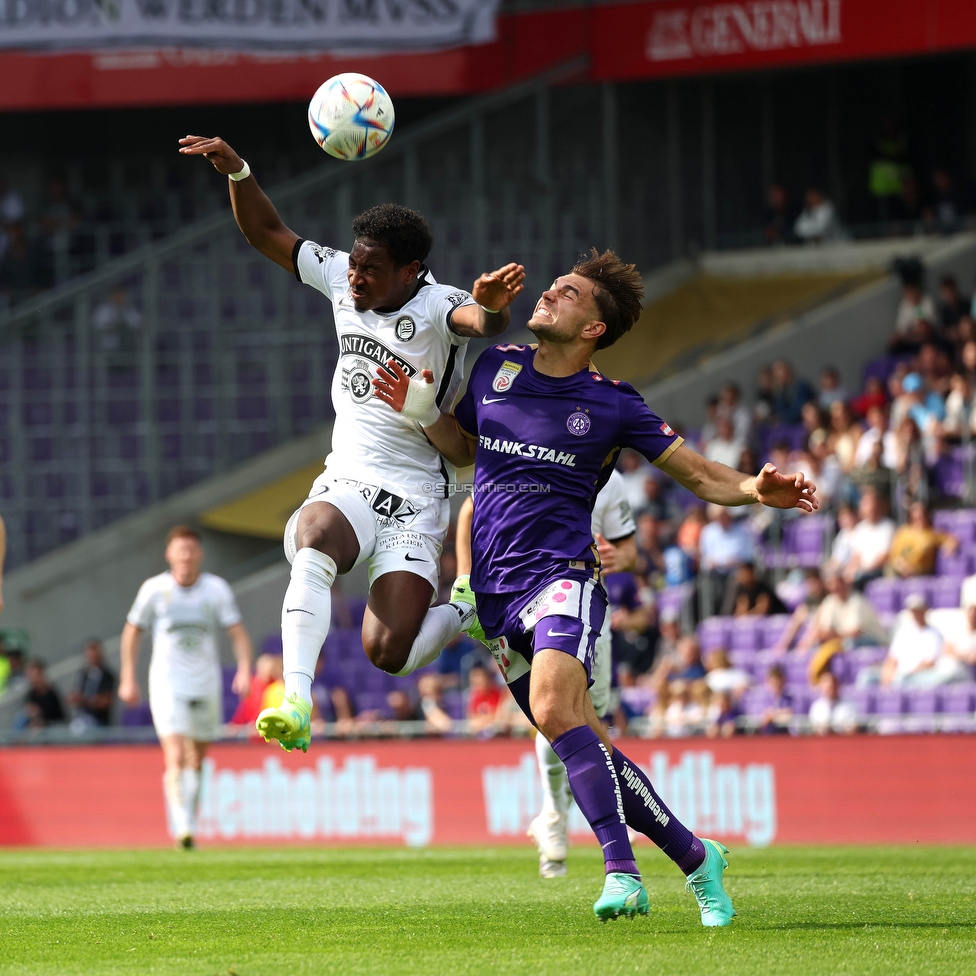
[149,684,222,742]
[589,614,612,717]
[284,472,449,592]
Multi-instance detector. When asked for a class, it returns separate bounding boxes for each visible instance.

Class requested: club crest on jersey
[492,360,523,393]
[348,369,373,403]
[394,316,415,341]
[567,410,591,436]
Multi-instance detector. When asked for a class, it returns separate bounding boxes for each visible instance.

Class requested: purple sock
[610,748,706,875]
[551,725,638,876]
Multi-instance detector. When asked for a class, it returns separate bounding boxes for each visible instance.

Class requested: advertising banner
[2,736,975,848]
[0,0,500,52]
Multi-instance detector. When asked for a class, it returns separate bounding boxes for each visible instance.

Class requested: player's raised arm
[372,361,477,467]
[657,444,818,512]
[450,263,525,338]
[178,135,299,272]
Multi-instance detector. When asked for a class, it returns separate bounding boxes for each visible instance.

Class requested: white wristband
[228,160,251,182]
[402,375,441,427]
[479,304,501,315]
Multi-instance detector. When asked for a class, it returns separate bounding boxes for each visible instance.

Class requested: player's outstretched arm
[373,360,477,467]
[178,135,299,272]
[450,263,526,338]
[118,622,143,705]
[658,444,818,512]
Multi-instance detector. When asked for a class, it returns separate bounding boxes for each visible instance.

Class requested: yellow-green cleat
[686,838,737,927]
[255,693,312,753]
[593,872,649,922]
[450,574,486,642]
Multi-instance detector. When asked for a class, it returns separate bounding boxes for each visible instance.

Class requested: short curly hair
[351,203,433,268]
[572,248,644,350]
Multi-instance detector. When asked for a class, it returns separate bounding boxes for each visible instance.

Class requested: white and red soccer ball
[308,73,395,161]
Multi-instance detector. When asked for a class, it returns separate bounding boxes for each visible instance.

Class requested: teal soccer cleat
[593,872,649,922]
[686,839,737,927]
[255,693,312,753]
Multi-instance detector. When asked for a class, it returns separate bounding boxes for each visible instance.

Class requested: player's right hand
[117,677,141,706]
[178,135,245,176]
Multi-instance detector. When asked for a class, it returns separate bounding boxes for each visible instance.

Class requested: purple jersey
[454,343,682,595]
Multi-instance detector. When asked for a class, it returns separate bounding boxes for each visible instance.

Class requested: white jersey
[295,240,476,502]
[591,469,636,542]
[127,571,241,699]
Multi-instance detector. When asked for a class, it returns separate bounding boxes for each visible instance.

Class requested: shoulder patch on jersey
[309,243,337,263]
[660,422,675,436]
[394,315,416,341]
[445,291,471,308]
[492,360,523,393]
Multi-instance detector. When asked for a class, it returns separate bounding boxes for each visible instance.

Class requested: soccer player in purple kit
[373,249,818,924]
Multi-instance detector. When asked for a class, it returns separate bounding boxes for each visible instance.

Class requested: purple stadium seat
[348,596,368,626]
[783,654,811,686]
[936,548,972,577]
[865,578,902,614]
[442,689,465,721]
[729,616,763,652]
[932,510,956,532]
[900,576,932,606]
[844,687,875,715]
[120,702,153,727]
[905,689,940,715]
[828,652,852,684]
[261,633,283,656]
[942,684,976,714]
[729,649,757,670]
[698,616,732,651]
[761,614,792,649]
[929,575,963,608]
[357,691,388,713]
[741,686,769,717]
[874,689,906,715]
[787,685,813,713]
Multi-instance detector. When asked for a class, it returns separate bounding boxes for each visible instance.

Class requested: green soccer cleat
[593,872,649,922]
[450,574,486,642]
[256,693,312,753]
[685,838,737,927]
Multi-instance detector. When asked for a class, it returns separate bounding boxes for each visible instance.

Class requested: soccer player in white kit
[179,135,524,752]
[456,470,637,877]
[119,526,254,848]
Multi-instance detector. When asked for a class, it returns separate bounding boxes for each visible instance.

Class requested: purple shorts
[476,573,607,688]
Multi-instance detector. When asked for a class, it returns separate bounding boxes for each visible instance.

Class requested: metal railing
[0,58,613,571]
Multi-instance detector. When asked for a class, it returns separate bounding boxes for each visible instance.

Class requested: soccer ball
[308,73,395,161]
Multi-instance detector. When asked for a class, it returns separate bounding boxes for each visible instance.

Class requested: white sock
[395,603,468,676]
[183,767,201,837]
[536,731,570,816]
[281,548,336,704]
[163,769,188,838]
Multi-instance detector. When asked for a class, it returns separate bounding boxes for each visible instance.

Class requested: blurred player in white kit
[455,469,637,877]
[119,525,253,848]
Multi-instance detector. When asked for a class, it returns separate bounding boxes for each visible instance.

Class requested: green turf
[2,845,974,976]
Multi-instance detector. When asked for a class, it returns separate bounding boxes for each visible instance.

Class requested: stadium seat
[697,616,732,651]
[905,690,940,716]
[874,689,906,716]
[761,614,792,649]
[119,702,153,726]
[941,684,976,714]
[844,687,875,715]
[729,616,764,652]
[935,548,972,577]
[865,578,902,614]
[929,575,964,608]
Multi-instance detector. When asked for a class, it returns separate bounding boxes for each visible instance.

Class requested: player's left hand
[232,664,251,698]
[595,533,620,574]
[472,263,525,312]
[754,463,819,512]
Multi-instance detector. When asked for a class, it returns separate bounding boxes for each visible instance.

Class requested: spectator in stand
[849,436,892,509]
[917,342,953,398]
[770,359,815,425]
[737,446,760,477]
[888,501,958,578]
[417,673,454,733]
[776,569,827,651]
[434,632,483,690]
[753,364,776,424]
[890,261,936,352]
[608,569,655,681]
[931,168,963,234]
[92,286,142,372]
[897,372,946,434]
[800,403,829,453]
[809,671,857,735]
[845,487,895,587]
[854,405,895,470]
[794,187,842,243]
[827,400,863,472]
[232,653,283,727]
[758,664,794,733]
[706,690,740,739]
[799,568,888,657]
[817,366,848,409]
[385,688,425,722]
[849,376,887,421]
[703,415,744,470]
[17,659,66,729]
[942,372,976,441]
[634,512,665,581]
[0,220,53,306]
[37,174,80,269]
[699,504,754,615]
[938,274,970,333]
[651,608,682,674]
[652,680,706,738]
[864,593,969,688]
[675,506,706,566]
[890,416,930,511]
[960,339,976,385]
[723,561,787,617]
[639,473,676,526]
[0,179,25,262]
[67,638,115,728]
[466,665,502,735]
[943,589,976,678]
[617,448,653,514]
[704,649,750,696]
[717,381,752,442]
[801,438,841,509]
[763,182,796,245]
[668,636,707,685]
[1,646,25,696]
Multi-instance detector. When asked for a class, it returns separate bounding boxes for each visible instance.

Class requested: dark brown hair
[572,248,644,350]
[165,524,201,546]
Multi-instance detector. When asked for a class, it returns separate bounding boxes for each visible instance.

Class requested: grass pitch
[2,845,974,976]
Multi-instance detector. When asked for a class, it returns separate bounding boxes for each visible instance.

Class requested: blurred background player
[377,248,816,924]
[455,467,637,879]
[179,135,524,753]
[119,526,253,848]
